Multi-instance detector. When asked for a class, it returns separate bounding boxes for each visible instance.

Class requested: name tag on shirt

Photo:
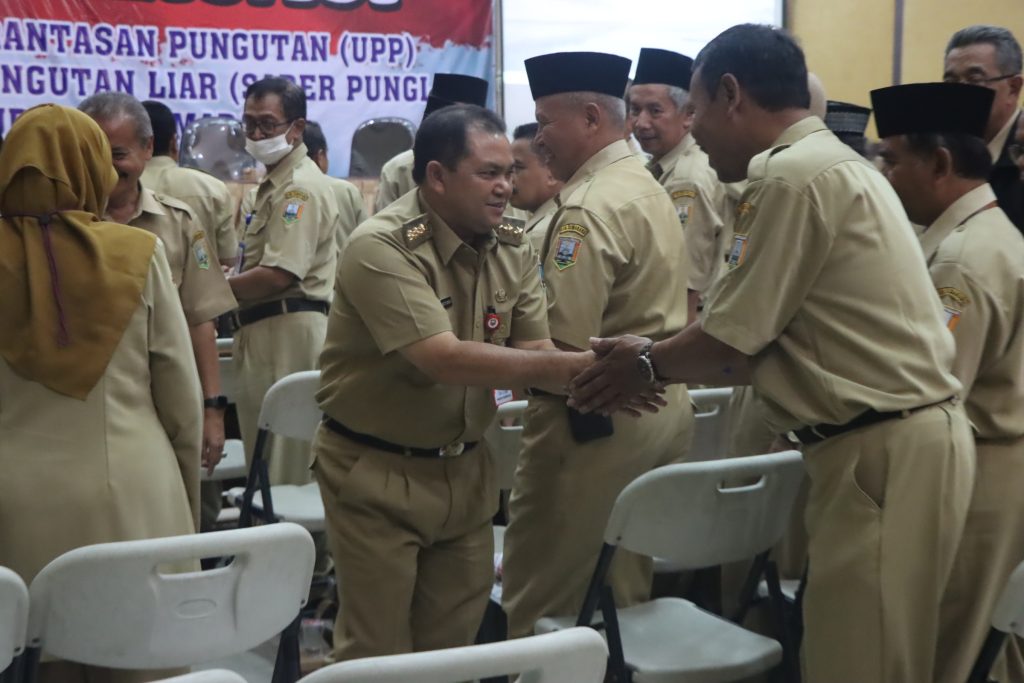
[494,389,514,407]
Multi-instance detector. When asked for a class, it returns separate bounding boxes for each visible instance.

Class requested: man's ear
[720,74,742,115]
[933,145,955,180]
[1008,74,1023,100]
[424,159,447,194]
[583,101,602,130]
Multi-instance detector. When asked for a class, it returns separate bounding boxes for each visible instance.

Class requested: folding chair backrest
[156,670,247,683]
[0,567,28,672]
[299,627,607,683]
[991,559,1024,636]
[688,387,733,461]
[218,356,237,404]
[27,524,315,669]
[487,400,528,491]
[257,370,322,441]
[606,451,804,569]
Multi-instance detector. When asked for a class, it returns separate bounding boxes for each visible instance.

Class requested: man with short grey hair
[79,92,236,489]
[944,24,1024,230]
[501,50,695,638]
[629,47,729,321]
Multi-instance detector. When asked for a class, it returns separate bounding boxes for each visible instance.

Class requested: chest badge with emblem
[495,288,508,303]
[485,306,501,332]
[554,223,588,270]
[191,231,210,270]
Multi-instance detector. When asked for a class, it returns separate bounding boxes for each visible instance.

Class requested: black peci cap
[633,48,694,90]
[871,83,993,139]
[824,100,872,136]
[423,73,489,118]
[525,51,632,100]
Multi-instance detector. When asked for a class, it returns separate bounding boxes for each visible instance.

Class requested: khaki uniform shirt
[374,148,414,213]
[650,134,729,293]
[524,196,560,254]
[238,143,341,308]
[109,187,236,326]
[317,190,549,448]
[141,156,238,261]
[326,175,368,240]
[702,117,961,433]
[539,139,689,349]
[919,184,1024,440]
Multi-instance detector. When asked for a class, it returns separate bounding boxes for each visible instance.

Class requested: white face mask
[245,123,294,166]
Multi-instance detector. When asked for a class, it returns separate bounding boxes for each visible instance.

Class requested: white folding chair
[688,387,734,461]
[968,559,1024,683]
[156,670,247,683]
[485,399,528,492]
[201,347,246,483]
[233,371,325,532]
[0,567,28,681]
[300,627,607,683]
[536,451,806,683]
[22,524,315,683]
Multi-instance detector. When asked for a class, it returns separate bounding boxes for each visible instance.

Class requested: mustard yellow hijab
[0,104,157,399]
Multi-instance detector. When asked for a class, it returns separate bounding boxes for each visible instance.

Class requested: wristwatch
[203,395,229,410]
[636,340,662,386]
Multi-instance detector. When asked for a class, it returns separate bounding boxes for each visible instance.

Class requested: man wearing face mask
[229,77,342,486]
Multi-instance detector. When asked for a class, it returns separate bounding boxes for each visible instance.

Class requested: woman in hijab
[0,104,202,683]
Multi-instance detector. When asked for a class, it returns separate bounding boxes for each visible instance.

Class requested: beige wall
[787,0,1024,135]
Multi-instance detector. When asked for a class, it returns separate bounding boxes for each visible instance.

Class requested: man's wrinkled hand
[202,411,226,476]
[568,335,653,415]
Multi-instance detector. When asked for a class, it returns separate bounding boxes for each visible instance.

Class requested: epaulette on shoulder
[153,192,195,219]
[401,214,432,249]
[495,217,525,246]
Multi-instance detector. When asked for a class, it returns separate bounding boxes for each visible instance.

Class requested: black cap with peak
[525,51,632,100]
[423,73,489,118]
[870,83,993,139]
[633,48,693,90]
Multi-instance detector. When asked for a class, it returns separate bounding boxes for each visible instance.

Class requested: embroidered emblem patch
[191,231,210,270]
[671,189,697,201]
[282,202,304,224]
[677,203,691,227]
[727,234,749,268]
[553,223,587,270]
[554,236,582,270]
[937,287,969,332]
[284,189,310,202]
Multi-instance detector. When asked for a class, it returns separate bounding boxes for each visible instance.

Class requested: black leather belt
[786,397,954,446]
[525,387,555,397]
[232,297,329,329]
[322,416,477,458]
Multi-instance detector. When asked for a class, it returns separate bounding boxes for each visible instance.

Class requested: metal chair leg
[272,614,302,683]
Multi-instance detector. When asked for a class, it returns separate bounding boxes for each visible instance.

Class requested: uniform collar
[526,196,560,233]
[747,116,828,182]
[988,108,1021,163]
[417,192,497,266]
[650,134,695,179]
[105,184,165,223]
[263,143,309,187]
[557,139,632,205]
[918,183,998,262]
[146,156,176,171]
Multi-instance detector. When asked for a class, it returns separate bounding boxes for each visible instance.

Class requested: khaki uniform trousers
[313,425,497,662]
[502,385,694,639]
[935,437,1024,683]
[801,400,975,683]
[234,311,327,485]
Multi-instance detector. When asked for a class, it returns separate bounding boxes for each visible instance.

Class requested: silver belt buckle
[439,442,465,458]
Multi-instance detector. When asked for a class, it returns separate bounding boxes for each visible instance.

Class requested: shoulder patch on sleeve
[191,230,211,270]
[495,217,525,245]
[553,223,588,270]
[937,287,970,331]
[401,214,432,249]
[671,189,697,201]
[284,189,311,202]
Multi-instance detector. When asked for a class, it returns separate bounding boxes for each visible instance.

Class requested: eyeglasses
[943,72,1019,86]
[242,117,294,136]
